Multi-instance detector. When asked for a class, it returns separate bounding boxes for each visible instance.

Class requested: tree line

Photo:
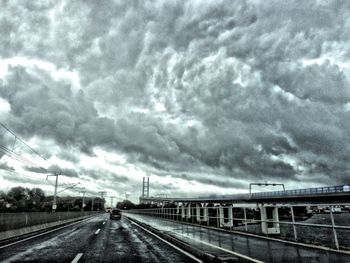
[0,186,106,212]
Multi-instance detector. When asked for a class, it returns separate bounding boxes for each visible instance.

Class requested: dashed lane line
[71,253,83,263]
[95,228,101,235]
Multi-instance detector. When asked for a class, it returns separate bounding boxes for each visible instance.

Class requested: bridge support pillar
[196,204,200,222]
[260,206,280,234]
[181,203,186,218]
[203,204,208,222]
[186,203,192,219]
[196,203,208,222]
[176,203,180,214]
[219,205,233,227]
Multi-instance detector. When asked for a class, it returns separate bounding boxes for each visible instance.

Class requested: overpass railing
[252,184,350,198]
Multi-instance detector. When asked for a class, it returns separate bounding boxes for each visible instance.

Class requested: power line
[45,175,81,193]
[0,123,48,170]
[0,122,47,161]
[0,144,46,170]
[56,182,81,194]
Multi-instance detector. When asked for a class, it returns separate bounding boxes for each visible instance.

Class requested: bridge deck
[140,184,350,205]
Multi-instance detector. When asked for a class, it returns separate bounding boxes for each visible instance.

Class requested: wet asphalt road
[0,214,198,263]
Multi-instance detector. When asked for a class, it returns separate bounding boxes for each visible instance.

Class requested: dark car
[110,209,121,220]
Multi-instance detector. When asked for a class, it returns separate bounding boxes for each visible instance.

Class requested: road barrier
[0,211,101,241]
[125,204,350,251]
[0,211,100,232]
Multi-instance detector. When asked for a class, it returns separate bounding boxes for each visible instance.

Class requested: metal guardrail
[0,211,99,232]
[125,204,350,251]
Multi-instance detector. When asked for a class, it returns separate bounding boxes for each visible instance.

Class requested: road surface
[0,214,199,263]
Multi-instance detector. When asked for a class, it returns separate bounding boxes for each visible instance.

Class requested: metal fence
[0,211,99,232]
[125,205,350,250]
[252,185,350,197]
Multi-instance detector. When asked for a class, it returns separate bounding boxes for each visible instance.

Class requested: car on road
[110,209,122,220]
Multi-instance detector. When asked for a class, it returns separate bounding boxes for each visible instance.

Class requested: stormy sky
[1,0,350,202]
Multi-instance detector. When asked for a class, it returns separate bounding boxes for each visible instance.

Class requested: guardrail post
[330,206,339,250]
[216,206,219,228]
[161,202,164,219]
[243,207,248,231]
[290,206,297,241]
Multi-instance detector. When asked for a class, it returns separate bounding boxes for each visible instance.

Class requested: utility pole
[110,196,115,207]
[81,188,86,212]
[47,172,61,212]
[98,191,107,211]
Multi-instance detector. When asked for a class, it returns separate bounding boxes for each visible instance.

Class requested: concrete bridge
[140,184,350,205]
[138,184,350,251]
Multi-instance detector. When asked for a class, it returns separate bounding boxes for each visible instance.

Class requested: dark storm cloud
[24,164,78,178]
[178,173,247,190]
[23,166,45,174]
[1,0,350,195]
[80,168,129,183]
[0,162,15,171]
[57,150,80,164]
[0,66,120,155]
[1,173,44,185]
[48,165,79,178]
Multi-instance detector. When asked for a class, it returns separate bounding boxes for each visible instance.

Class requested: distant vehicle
[110,209,122,220]
[105,207,112,213]
[323,206,342,213]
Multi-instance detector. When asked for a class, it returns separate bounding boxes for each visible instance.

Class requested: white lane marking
[0,215,100,249]
[102,222,106,225]
[95,228,101,235]
[71,253,83,263]
[125,218,203,263]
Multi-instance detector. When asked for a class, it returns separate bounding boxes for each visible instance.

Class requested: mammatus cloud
[1,1,350,200]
